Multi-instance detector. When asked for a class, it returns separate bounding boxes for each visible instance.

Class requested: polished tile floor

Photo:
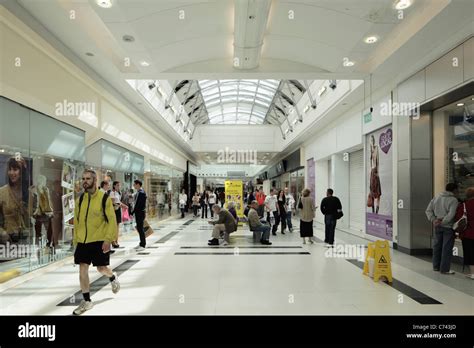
[0,215,472,315]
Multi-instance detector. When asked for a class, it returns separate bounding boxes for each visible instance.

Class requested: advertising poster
[62,192,75,223]
[61,161,76,190]
[366,126,393,240]
[224,180,244,218]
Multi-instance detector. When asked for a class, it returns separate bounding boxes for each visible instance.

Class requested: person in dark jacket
[208,205,236,246]
[454,187,474,279]
[200,191,209,218]
[131,180,147,250]
[320,188,342,247]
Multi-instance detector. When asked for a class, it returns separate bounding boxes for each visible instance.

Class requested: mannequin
[0,156,30,244]
[33,175,54,246]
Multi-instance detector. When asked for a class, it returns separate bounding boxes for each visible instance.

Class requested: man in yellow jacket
[72,169,120,315]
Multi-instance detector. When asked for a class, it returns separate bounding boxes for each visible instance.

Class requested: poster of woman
[366,126,393,240]
[62,192,75,223]
[61,161,75,190]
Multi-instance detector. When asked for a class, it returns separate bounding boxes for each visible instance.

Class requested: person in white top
[179,189,187,218]
[110,181,128,248]
[284,187,296,233]
[264,188,280,236]
[208,190,217,218]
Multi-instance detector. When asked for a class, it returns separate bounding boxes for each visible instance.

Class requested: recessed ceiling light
[122,35,135,43]
[51,158,55,162]
[0,149,4,153]
[140,61,150,67]
[364,36,378,44]
[457,103,464,106]
[395,0,412,10]
[343,60,355,67]
[85,52,94,57]
[96,0,113,8]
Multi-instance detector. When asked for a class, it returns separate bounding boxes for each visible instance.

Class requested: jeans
[324,215,337,245]
[201,204,208,218]
[267,211,280,234]
[286,211,293,230]
[209,204,214,217]
[432,226,455,272]
[180,207,185,218]
[135,211,146,247]
[193,205,199,216]
[252,224,271,241]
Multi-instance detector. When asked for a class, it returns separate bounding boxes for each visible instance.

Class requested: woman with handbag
[299,188,317,244]
[110,181,128,248]
[454,187,474,279]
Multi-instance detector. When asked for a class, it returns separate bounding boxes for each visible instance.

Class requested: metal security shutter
[349,150,364,232]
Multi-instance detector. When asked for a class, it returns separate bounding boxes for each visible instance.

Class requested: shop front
[0,96,86,277]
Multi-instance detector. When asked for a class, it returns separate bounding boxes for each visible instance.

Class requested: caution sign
[363,240,392,283]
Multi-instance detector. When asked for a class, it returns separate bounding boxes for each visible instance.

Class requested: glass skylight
[198,80,280,124]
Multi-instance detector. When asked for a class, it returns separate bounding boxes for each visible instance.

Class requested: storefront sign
[366,125,393,240]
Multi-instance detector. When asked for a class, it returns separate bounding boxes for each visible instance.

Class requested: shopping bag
[122,207,130,222]
[144,219,154,238]
[367,193,373,208]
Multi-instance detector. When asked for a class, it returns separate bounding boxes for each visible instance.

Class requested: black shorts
[115,208,122,224]
[74,241,110,267]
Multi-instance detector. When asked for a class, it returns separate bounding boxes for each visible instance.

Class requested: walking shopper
[72,169,119,315]
[208,205,236,246]
[277,190,287,234]
[208,190,216,217]
[99,180,110,194]
[192,192,200,217]
[455,187,474,279]
[109,181,127,248]
[299,188,316,244]
[219,190,225,207]
[131,180,147,251]
[425,183,459,274]
[265,188,280,236]
[320,189,342,247]
[284,187,295,232]
[200,190,209,218]
[179,189,187,218]
[248,201,272,245]
[256,188,266,217]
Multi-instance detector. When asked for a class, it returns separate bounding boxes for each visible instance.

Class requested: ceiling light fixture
[50,158,55,162]
[395,0,412,10]
[303,105,310,113]
[0,149,4,153]
[122,35,135,43]
[457,103,465,106]
[96,0,113,8]
[318,86,327,96]
[140,61,150,67]
[343,60,355,67]
[364,36,378,44]
[85,52,94,57]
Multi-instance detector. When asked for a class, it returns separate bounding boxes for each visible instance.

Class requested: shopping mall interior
[0,0,473,325]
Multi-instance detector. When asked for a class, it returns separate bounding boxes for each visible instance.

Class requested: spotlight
[329,80,337,90]
[148,82,156,90]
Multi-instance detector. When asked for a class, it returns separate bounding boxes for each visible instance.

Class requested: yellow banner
[224,180,244,218]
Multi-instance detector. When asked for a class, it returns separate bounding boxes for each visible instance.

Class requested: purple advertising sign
[366,126,393,240]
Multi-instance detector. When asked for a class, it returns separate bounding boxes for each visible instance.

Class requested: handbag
[298,198,303,209]
[144,219,154,238]
[335,209,344,220]
[453,203,467,234]
[367,193,373,208]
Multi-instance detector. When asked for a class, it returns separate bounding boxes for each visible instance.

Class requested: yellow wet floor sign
[363,240,392,283]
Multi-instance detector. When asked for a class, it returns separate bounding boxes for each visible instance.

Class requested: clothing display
[0,184,29,243]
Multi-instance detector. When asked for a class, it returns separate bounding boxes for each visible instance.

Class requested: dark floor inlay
[57,260,139,306]
[346,259,442,305]
[183,220,194,225]
[154,231,179,243]
[137,252,150,255]
[180,246,303,249]
[175,252,310,255]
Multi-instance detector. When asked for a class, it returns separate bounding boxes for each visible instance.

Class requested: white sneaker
[111,273,120,294]
[73,300,93,315]
[465,274,474,279]
[441,270,455,275]
[222,240,229,246]
[134,245,145,251]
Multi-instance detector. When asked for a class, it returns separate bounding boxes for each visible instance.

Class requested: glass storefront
[145,161,184,220]
[0,97,86,277]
